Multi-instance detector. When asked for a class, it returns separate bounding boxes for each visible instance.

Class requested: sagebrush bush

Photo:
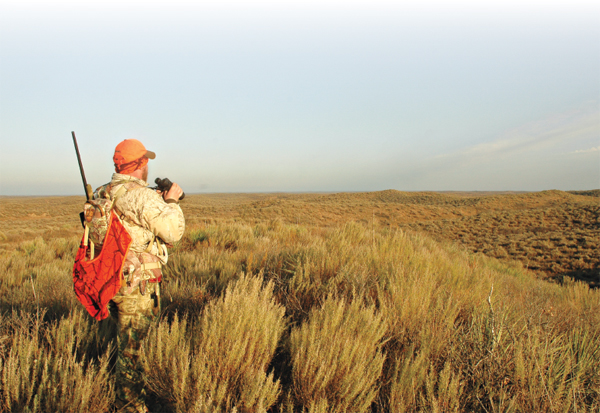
[289,295,387,413]
[193,273,285,412]
[144,274,285,413]
[143,314,195,412]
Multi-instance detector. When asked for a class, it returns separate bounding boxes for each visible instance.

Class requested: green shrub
[289,295,386,413]
[144,274,285,412]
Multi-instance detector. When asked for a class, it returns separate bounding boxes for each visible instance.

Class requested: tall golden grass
[1,190,598,412]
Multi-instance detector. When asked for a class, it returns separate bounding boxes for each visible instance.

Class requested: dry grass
[0,190,599,412]
[0,196,82,248]
[0,310,114,413]
[402,199,599,286]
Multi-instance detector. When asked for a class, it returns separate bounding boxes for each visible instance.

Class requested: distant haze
[0,0,598,195]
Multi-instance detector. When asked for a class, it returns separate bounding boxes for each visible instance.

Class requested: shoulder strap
[109,184,127,218]
[110,182,144,220]
[111,182,160,254]
[112,185,128,204]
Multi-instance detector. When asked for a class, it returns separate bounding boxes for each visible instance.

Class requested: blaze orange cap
[113,139,156,173]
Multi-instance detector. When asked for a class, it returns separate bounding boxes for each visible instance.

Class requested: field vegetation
[0,190,598,412]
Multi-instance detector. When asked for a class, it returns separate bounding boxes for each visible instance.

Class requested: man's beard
[142,165,148,182]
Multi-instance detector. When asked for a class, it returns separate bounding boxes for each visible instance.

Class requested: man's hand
[163,183,183,203]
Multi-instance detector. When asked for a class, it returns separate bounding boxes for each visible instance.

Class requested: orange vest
[73,213,132,320]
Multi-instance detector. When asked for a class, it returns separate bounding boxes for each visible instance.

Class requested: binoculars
[154,177,185,201]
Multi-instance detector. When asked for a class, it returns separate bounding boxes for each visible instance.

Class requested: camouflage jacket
[93,174,185,293]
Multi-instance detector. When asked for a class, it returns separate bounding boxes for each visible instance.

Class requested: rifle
[72,131,93,201]
[72,131,93,227]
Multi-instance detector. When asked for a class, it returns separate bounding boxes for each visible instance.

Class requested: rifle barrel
[72,131,92,200]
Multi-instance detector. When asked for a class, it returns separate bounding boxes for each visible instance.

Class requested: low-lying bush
[144,274,285,413]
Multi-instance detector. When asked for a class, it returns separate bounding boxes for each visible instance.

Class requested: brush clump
[289,295,387,413]
[143,274,285,413]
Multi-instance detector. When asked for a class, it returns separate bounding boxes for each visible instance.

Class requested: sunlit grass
[1,190,598,412]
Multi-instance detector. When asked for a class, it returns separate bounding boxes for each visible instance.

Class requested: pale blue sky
[0,0,598,195]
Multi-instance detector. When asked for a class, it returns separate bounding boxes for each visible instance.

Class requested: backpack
[72,184,132,320]
[83,185,129,255]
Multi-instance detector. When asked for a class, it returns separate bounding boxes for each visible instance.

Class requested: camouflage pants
[109,281,160,413]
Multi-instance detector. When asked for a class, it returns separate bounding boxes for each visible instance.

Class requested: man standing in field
[95,139,185,412]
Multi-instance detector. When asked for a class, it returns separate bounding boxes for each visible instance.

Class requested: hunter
[96,139,185,412]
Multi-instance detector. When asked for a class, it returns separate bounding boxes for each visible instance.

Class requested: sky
[0,0,598,195]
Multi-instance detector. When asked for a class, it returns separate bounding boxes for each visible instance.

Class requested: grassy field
[0,190,598,412]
